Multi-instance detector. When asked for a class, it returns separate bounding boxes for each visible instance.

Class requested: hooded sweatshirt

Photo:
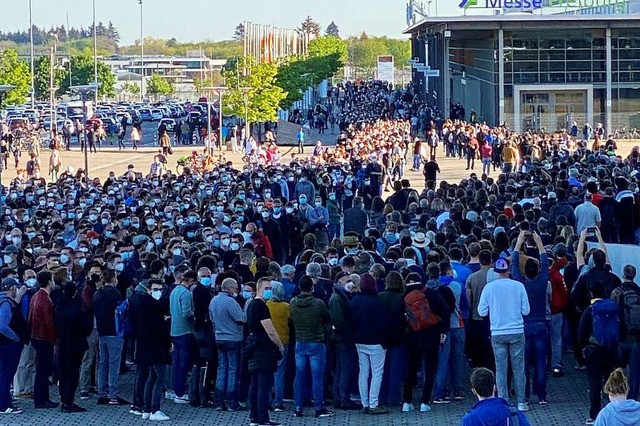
[462,397,530,426]
[289,294,330,343]
[594,399,640,426]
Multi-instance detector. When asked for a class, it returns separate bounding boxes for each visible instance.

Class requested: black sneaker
[274,405,286,412]
[341,401,363,410]
[34,400,58,409]
[314,408,334,418]
[108,397,130,406]
[0,407,23,414]
[293,410,304,417]
[96,397,109,405]
[79,392,90,400]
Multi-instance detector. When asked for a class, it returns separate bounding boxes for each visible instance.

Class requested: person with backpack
[511,231,550,405]
[402,271,450,413]
[579,279,620,424]
[478,258,531,412]
[0,278,30,414]
[549,243,570,377]
[92,269,128,406]
[462,367,531,426]
[611,264,640,401]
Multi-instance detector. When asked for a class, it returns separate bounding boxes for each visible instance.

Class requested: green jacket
[290,294,330,343]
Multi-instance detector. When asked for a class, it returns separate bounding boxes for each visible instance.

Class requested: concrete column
[498,28,505,126]
[444,31,451,119]
[606,27,612,134]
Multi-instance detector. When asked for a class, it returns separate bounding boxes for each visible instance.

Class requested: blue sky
[0,0,462,44]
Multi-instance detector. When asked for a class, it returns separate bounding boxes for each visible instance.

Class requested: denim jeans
[32,339,54,405]
[13,342,35,395]
[379,344,406,406]
[172,334,195,398]
[433,332,451,399]
[80,329,99,392]
[550,313,564,369]
[0,341,22,410]
[491,332,526,404]
[413,154,421,169]
[294,341,326,411]
[273,346,289,406]
[333,343,355,405]
[619,342,640,400]
[145,364,167,413]
[133,363,150,408]
[524,322,549,401]
[355,344,386,408]
[434,328,466,399]
[328,223,340,241]
[215,340,241,408]
[98,336,123,399]
[482,157,491,175]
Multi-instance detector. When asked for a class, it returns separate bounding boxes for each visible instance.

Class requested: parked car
[139,108,153,121]
[158,118,177,133]
[151,109,163,121]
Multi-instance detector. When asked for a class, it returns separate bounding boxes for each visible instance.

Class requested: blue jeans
[333,343,355,405]
[482,157,491,175]
[550,313,564,369]
[0,341,22,410]
[433,332,451,399]
[172,334,195,398]
[524,322,549,401]
[144,364,167,413]
[491,332,526,404]
[215,341,241,407]
[619,342,640,400]
[379,344,406,406]
[294,342,326,411]
[413,154,421,169]
[273,346,289,406]
[98,336,123,399]
[449,328,466,395]
[328,223,340,241]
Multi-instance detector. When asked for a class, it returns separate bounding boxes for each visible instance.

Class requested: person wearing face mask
[133,279,172,421]
[257,208,282,264]
[209,278,244,411]
[293,173,315,202]
[12,270,38,400]
[169,270,198,405]
[0,277,30,414]
[307,197,330,253]
[79,263,104,400]
[326,192,342,241]
[2,246,24,277]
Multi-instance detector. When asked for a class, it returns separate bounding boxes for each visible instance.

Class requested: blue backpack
[115,299,133,338]
[591,299,620,348]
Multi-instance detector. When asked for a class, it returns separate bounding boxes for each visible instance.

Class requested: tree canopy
[0,49,32,105]
[146,73,174,97]
[57,54,116,98]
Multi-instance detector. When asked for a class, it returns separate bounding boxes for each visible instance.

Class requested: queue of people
[1,80,640,426]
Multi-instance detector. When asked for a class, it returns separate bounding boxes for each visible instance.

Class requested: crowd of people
[1,80,640,426]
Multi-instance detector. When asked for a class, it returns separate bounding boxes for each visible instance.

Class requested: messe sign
[377,55,395,84]
[459,0,543,9]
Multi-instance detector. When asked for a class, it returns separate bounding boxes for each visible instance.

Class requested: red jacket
[251,232,274,260]
[29,289,57,344]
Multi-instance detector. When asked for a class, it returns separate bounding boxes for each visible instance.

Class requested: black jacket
[343,207,368,236]
[192,283,214,334]
[135,292,172,366]
[92,285,123,337]
[55,296,92,354]
[350,293,389,346]
[379,289,407,346]
[571,266,621,312]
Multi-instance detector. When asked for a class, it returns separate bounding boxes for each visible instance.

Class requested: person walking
[0,278,29,414]
[92,270,128,406]
[478,258,531,412]
[297,128,305,154]
[28,270,59,409]
[55,282,92,413]
[169,270,197,405]
[160,130,171,156]
[350,274,389,415]
[246,278,284,426]
[209,278,245,411]
[289,275,333,418]
[131,124,141,150]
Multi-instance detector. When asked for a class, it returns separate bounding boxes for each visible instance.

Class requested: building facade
[405,15,640,133]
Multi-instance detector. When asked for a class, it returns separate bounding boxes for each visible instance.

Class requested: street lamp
[239,86,251,141]
[49,32,59,139]
[92,0,98,105]
[0,85,15,198]
[69,83,99,187]
[139,0,145,101]
[28,0,35,108]
[203,86,227,151]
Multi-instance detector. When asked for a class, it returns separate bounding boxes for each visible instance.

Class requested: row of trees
[0,22,120,45]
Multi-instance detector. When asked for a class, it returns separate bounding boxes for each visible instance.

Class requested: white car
[151,109,163,121]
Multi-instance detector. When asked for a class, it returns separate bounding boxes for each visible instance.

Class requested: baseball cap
[548,191,557,200]
[494,258,510,274]
[1,277,20,290]
[553,243,567,258]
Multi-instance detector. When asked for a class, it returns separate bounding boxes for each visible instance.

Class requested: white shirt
[478,277,530,336]
[574,201,601,234]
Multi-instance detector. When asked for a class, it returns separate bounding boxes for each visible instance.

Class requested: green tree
[33,55,67,99]
[325,21,340,38]
[146,73,174,97]
[58,54,116,98]
[0,49,31,105]
[121,81,140,95]
[298,16,321,38]
[233,23,245,41]
[223,58,286,123]
[308,35,348,63]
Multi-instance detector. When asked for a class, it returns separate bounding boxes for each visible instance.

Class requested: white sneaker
[142,412,150,420]
[402,403,414,412]
[164,391,176,400]
[420,403,431,412]
[149,411,170,421]
[517,402,529,412]
[173,396,189,404]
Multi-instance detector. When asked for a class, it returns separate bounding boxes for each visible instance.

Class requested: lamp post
[239,86,251,140]
[49,32,59,139]
[203,86,227,151]
[0,85,15,197]
[28,0,35,108]
[92,0,98,105]
[70,84,99,187]
[139,0,144,101]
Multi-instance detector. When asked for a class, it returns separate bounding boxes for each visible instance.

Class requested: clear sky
[0,0,462,44]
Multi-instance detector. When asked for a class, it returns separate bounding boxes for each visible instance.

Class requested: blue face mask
[242,291,253,300]
[299,198,307,205]
[121,252,129,260]
[200,277,212,287]
[263,289,273,300]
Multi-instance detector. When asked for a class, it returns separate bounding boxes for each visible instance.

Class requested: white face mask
[151,290,162,300]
